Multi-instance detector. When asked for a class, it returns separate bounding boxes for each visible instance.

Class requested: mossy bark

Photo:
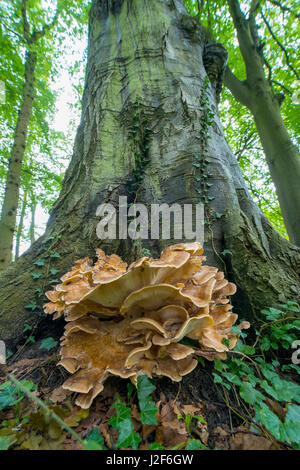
[0,0,299,348]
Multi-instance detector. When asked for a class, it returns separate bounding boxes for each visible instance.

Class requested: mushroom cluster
[44,243,249,409]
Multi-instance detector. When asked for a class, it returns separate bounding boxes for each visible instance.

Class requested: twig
[266,0,300,19]
[1,369,84,445]
[260,10,299,80]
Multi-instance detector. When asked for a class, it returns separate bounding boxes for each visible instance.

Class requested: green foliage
[0,380,36,411]
[184,0,300,238]
[108,375,158,449]
[109,396,141,449]
[83,429,107,450]
[212,302,300,448]
[0,0,89,254]
[258,301,300,352]
[39,337,58,351]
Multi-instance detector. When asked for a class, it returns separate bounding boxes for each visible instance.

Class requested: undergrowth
[0,301,299,450]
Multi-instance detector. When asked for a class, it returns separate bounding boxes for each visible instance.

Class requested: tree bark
[14,190,28,261]
[0,50,36,271]
[29,195,36,245]
[0,0,299,349]
[224,0,300,246]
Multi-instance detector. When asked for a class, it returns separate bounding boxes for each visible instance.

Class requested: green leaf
[0,435,16,450]
[186,439,207,450]
[33,258,46,267]
[260,336,271,351]
[149,442,164,450]
[23,323,33,332]
[50,268,60,275]
[26,335,35,344]
[50,252,61,258]
[234,342,255,355]
[39,337,58,351]
[137,375,156,404]
[139,398,158,425]
[25,301,39,311]
[83,429,107,450]
[214,359,227,372]
[127,382,135,401]
[221,249,232,256]
[284,404,300,444]
[254,403,282,441]
[117,431,141,450]
[32,273,42,279]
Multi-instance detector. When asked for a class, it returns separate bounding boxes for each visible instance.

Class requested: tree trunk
[29,196,36,245]
[0,0,299,349]
[0,50,36,271]
[251,94,300,246]
[14,190,28,261]
[224,0,300,246]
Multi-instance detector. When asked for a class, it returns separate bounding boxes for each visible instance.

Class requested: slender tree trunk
[224,0,300,246]
[251,95,300,246]
[29,196,36,245]
[14,190,28,261]
[0,50,36,271]
[0,0,299,349]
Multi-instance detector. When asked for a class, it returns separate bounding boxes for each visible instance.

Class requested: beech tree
[0,0,299,348]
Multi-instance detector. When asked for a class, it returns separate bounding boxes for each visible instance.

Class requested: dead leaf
[230,426,276,450]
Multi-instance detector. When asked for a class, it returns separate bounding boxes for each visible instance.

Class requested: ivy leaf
[186,439,207,450]
[23,324,33,332]
[0,435,16,450]
[83,429,107,450]
[284,404,300,445]
[127,382,135,401]
[260,336,271,351]
[222,372,242,386]
[234,342,256,355]
[139,398,158,425]
[25,301,39,311]
[39,337,58,352]
[221,249,232,256]
[137,375,156,405]
[33,258,46,267]
[149,442,164,450]
[50,252,61,259]
[50,268,60,275]
[32,273,42,280]
[214,359,227,372]
[117,431,141,450]
[254,403,282,441]
[239,382,265,405]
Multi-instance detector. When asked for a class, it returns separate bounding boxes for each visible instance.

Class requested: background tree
[185,0,300,245]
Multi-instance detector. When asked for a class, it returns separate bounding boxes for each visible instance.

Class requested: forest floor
[0,336,280,450]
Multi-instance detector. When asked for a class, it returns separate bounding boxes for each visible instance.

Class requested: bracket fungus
[44,243,250,409]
